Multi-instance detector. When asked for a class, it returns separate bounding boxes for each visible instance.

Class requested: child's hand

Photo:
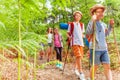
[92,14,97,21]
[109,19,114,27]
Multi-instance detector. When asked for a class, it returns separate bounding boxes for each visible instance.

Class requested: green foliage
[0,0,119,56]
[0,0,120,75]
[107,27,120,42]
[37,60,58,69]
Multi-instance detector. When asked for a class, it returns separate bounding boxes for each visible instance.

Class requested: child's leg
[49,46,52,57]
[103,63,112,80]
[39,50,43,60]
[41,51,43,58]
[55,47,59,60]
[47,47,50,61]
[89,65,98,79]
[42,50,45,59]
[72,45,83,72]
[101,51,112,80]
[55,47,61,68]
[47,48,49,60]
[76,56,82,72]
[59,47,62,61]
[47,46,52,61]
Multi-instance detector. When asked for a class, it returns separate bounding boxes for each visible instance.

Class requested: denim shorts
[90,49,110,65]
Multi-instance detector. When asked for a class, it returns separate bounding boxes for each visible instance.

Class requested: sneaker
[79,73,86,80]
[56,63,59,68]
[58,63,63,70]
[87,78,91,80]
[74,69,80,77]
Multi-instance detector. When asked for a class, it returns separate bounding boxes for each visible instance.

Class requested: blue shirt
[86,20,112,51]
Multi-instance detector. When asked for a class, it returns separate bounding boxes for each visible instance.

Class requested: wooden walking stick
[62,41,70,74]
[108,3,120,63]
[112,24,120,63]
[92,20,96,80]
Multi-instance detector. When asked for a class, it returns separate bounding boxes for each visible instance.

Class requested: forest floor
[36,55,120,80]
[0,42,120,80]
[0,56,120,80]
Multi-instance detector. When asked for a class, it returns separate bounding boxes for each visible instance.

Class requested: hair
[47,27,53,33]
[53,28,59,35]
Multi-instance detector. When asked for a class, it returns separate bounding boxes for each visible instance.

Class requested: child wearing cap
[67,11,86,80]
[86,4,114,80]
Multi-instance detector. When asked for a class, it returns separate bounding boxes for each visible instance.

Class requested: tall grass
[18,0,21,79]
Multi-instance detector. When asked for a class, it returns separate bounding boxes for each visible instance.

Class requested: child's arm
[105,25,112,36]
[105,19,114,36]
[86,20,94,42]
[82,23,85,38]
[86,20,94,35]
[67,24,72,40]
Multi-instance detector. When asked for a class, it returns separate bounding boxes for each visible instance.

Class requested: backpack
[67,22,84,46]
[86,34,93,42]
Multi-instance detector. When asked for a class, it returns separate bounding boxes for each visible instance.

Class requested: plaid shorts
[72,45,84,58]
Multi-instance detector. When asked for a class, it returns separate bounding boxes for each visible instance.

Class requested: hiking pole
[92,20,96,80]
[62,43,70,74]
[107,1,120,63]
[112,25,120,63]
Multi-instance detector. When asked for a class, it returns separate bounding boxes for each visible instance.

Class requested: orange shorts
[72,45,84,58]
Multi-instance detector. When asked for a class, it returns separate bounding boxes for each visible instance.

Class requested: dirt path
[0,51,120,80]
[0,59,120,80]
[38,63,120,80]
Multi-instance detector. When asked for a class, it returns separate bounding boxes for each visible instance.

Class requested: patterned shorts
[72,45,84,58]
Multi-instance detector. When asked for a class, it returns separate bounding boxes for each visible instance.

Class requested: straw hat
[90,4,105,15]
[73,11,83,16]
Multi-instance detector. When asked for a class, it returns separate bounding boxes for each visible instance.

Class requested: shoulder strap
[68,22,83,35]
[68,22,74,35]
[80,22,83,31]
[70,22,74,35]
[67,22,74,46]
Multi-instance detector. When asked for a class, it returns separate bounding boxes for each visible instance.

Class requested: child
[86,4,114,80]
[46,27,53,62]
[53,28,63,70]
[39,42,45,60]
[67,11,86,80]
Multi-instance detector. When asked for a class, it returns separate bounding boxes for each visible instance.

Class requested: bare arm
[105,19,114,36]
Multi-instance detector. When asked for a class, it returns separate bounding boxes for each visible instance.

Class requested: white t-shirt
[67,22,85,46]
[47,33,53,43]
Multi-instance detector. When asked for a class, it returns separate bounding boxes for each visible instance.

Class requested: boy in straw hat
[86,4,114,80]
[67,11,86,80]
